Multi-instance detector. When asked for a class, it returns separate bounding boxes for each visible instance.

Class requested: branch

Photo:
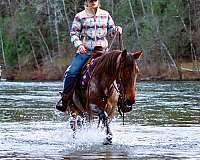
[161,42,178,71]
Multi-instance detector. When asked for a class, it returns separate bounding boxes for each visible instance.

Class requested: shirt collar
[85,6,100,16]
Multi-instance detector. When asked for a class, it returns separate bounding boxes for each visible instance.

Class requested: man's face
[87,0,99,9]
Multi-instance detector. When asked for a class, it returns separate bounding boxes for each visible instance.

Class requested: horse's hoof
[72,131,76,139]
[103,135,112,145]
[103,138,112,145]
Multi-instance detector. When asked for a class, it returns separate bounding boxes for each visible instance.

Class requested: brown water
[0,81,200,159]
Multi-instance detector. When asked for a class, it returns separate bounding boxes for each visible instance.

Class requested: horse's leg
[91,105,112,145]
[101,111,113,145]
[100,111,112,145]
[69,112,78,138]
[68,103,84,139]
[70,113,85,128]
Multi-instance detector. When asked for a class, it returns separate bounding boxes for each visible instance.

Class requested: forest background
[0,0,199,81]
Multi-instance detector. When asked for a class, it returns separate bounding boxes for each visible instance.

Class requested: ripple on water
[0,81,200,159]
[1,122,200,159]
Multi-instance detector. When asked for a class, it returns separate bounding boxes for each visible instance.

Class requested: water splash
[0,81,200,159]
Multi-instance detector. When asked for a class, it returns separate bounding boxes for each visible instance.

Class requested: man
[56,0,122,112]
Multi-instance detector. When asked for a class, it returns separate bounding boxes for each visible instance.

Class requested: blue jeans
[63,53,91,91]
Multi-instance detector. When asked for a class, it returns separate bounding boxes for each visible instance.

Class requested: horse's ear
[121,49,127,61]
[132,50,143,60]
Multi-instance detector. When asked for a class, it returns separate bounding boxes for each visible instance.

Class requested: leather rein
[108,32,128,124]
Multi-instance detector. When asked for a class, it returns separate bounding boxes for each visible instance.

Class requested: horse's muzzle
[126,99,135,106]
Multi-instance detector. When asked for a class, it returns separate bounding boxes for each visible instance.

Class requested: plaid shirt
[70,7,116,51]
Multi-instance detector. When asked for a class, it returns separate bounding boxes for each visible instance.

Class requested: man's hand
[116,26,122,34]
[78,45,87,54]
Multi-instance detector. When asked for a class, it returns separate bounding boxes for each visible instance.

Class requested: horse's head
[117,49,142,107]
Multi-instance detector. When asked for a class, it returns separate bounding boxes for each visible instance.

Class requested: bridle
[109,31,133,124]
[115,53,136,125]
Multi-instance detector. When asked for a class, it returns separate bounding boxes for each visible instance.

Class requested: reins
[85,30,126,123]
[110,31,127,125]
[108,31,119,51]
[115,55,126,125]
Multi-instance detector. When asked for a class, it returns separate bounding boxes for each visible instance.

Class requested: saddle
[91,46,105,58]
[80,46,105,89]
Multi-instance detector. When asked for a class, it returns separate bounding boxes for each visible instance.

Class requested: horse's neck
[95,72,116,94]
[92,52,120,94]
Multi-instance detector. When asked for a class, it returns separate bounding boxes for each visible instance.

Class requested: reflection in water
[64,151,129,159]
[0,81,200,159]
[130,81,200,126]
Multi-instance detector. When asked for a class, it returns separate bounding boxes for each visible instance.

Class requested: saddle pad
[80,58,97,88]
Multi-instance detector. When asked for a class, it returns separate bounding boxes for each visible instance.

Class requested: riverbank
[3,69,200,81]
[2,61,200,81]
[140,68,200,81]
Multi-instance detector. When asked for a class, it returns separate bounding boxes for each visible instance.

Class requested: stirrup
[55,92,67,112]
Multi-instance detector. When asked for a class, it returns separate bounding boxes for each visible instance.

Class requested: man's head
[86,0,99,9]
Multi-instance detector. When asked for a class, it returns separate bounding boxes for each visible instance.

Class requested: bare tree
[29,39,40,70]
[53,2,61,55]
[62,0,71,31]
[140,0,145,16]
[38,28,52,63]
[128,0,139,40]
[188,0,198,71]
[0,29,6,68]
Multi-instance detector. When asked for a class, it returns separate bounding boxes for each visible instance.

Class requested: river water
[0,81,200,159]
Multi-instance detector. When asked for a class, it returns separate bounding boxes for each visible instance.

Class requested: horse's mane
[93,50,121,76]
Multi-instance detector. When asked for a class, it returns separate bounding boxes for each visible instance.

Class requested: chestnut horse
[67,49,142,144]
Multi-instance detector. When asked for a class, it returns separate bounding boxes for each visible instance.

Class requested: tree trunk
[38,28,53,63]
[0,29,7,68]
[150,0,154,15]
[111,0,114,16]
[151,1,179,76]
[47,0,55,55]
[62,0,71,32]
[17,52,21,72]
[161,42,178,71]
[29,39,40,70]
[128,0,139,40]
[53,3,61,55]
[188,0,198,71]
[140,0,145,16]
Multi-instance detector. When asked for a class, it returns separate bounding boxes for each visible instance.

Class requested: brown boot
[56,79,77,112]
[56,92,73,112]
